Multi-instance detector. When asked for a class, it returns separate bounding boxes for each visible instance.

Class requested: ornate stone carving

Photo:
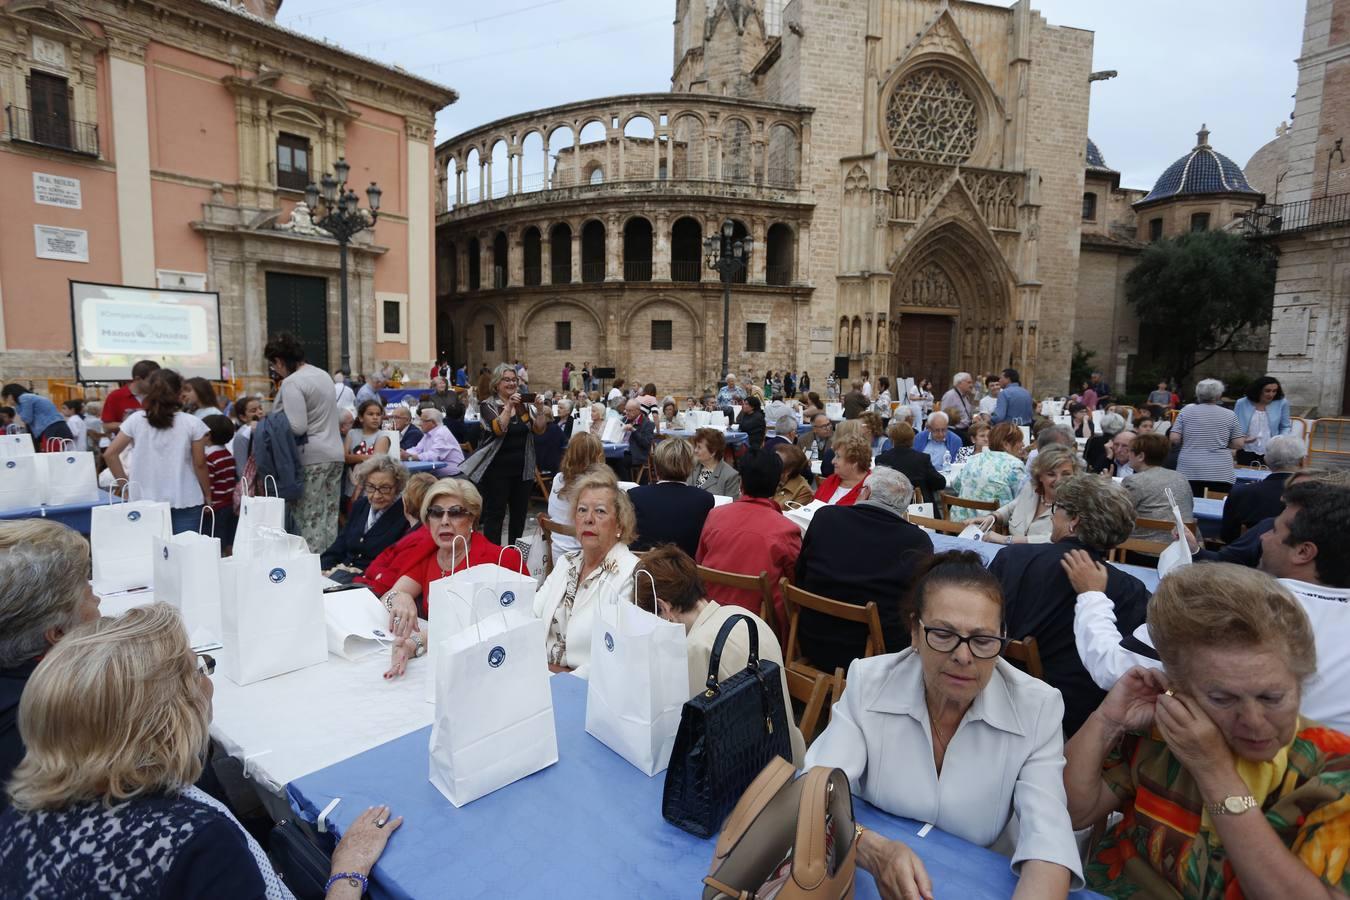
[886,161,947,220]
[885,68,978,165]
[277,202,324,236]
[899,262,958,309]
[844,163,870,193]
[960,170,1019,230]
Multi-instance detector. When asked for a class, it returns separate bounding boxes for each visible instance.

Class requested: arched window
[729,219,749,284]
[520,132,545,193]
[765,223,794,285]
[589,166,605,185]
[522,227,542,286]
[581,220,606,283]
[671,217,703,282]
[550,222,573,283]
[723,119,752,183]
[623,217,653,282]
[492,232,508,289]
[467,237,481,290]
[766,124,798,187]
[622,115,655,180]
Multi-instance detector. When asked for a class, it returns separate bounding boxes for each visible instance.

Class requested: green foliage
[1125,230,1277,389]
[1069,342,1095,393]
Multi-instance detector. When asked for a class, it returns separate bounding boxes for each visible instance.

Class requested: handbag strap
[789,767,837,891]
[705,613,759,693]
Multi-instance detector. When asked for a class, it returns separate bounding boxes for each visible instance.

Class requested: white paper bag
[957,521,991,542]
[783,498,826,534]
[0,454,46,512]
[0,434,34,458]
[1156,488,1193,579]
[825,402,844,421]
[152,514,223,648]
[428,609,558,807]
[235,477,287,555]
[323,587,394,660]
[907,502,935,519]
[219,527,327,685]
[42,448,99,506]
[91,492,171,593]
[712,494,734,507]
[601,414,625,444]
[584,579,688,775]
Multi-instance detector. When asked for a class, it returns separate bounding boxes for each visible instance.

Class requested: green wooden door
[266,273,329,369]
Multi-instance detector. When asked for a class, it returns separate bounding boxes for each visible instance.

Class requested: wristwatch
[1206,795,1259,816]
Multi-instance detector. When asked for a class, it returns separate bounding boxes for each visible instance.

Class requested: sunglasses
[426,505,472,521]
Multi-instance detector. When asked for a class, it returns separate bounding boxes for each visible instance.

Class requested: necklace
[925,696,958,757]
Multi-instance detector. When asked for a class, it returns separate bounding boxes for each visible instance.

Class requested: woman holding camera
[462,363,548,547]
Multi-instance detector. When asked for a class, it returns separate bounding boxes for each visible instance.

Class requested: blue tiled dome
[1138,125,1260,205]
[1086,138,1110,171]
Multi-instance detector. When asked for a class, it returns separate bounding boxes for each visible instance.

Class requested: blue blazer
[1234,397,1291,438]
[320,496,411,571]
[913,430,962,462]
[628,481,715,558]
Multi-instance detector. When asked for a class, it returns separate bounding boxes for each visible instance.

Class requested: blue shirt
[454,366,469,388]
[992,383,1034,425]
[16,393,63,436]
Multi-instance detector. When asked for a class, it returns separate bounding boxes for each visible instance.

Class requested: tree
[1125,229,1277,389]
[1070,342,1096,394]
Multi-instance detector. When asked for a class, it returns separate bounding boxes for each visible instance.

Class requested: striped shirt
[1171,403,1241,484]
[205,445,237,510]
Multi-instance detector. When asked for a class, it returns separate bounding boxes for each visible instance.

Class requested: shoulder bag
[662,613,792,837]
[703,758,857,900]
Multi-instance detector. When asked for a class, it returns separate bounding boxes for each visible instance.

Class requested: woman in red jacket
[813,431,872,506]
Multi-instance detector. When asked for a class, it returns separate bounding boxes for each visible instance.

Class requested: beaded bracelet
[324,871,369,894]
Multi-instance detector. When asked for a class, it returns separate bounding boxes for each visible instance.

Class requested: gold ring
[1163,689,1175,697]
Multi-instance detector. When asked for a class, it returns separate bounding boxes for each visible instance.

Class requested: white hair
[1100,413,1126,436]
[419,407,444,426]
[775,415,796,434]
[927,411,948,428]
[865,466,914,512]
[338,408,355,424]
[1196,379,1225,403]
[952,372,972,387]
[1265,435,1306,471]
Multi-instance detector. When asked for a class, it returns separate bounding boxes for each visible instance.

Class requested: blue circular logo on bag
[269,567,286,583]
[4,461,12,469]
[127,510,141,522]
[604,632,615,652]
[66,457,75,464]
[499,590,515,607]
[162,547,169,560]
[488,646,506,668]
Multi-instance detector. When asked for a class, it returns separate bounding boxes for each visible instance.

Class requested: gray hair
[1265,435,1306,471]
[489,362,517,395]
[775,415,796,434]
[1196,378,1225,403]
[0,520,90,667]
[353,454,409,493]
[338,407,355,425]
[865,466,914,512]
[927,411,949,428]
[419,407,445,426]
[367,373,387,388]
[1099,413,1126,436]
[952,371,972,387]
[1037,424,1075,449]
[1054,474,1136,552]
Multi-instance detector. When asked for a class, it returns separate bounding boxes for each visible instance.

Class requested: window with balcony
[1190,212,1210,232]
[523,227,542,286]
[581,220,606,283]
[550,223,573,284]
[276,133,311,192]
[746,322,767,353]
[9,70,98,156]
[671,217,703,282]
[651,320,673,351]
[555,321,571,351]
[765,223,794,286]
[623,217,653,281]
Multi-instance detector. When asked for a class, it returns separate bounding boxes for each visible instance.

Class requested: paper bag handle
[446,533,470,578]
[264,474,279,498]
[198,505,216,537]
[495,543,526,577]
[464,584,501,644]
[108,477,129,505]
[108,480,143,504]
[632,568,658,616]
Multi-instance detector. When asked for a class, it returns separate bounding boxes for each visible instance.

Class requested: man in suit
[1219,435,1303,543]
[629,438,715,558]
[842,379,869,419]
[989,475,1150,737]
[794,467,934,672]
[387,406,423,452]
[874,421,945,504]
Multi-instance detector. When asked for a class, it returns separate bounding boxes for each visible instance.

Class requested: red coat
[414,532,526,615]
[812,472,868,507]
[357,527,527,617]
[696,496,801,620]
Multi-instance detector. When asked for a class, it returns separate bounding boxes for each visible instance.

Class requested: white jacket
[805,650,1084,889]
[532,542,638,677]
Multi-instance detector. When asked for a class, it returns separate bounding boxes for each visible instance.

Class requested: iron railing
[523,266,542,287]
[766,264,792,286]
[670,260,702,282]
[5,105,99,156]
[581,261,606,283]
[623,260,653,282]
[551,264,572,284]
[1241,193,1350,236]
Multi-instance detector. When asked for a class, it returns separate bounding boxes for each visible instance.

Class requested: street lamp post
[306,158,382,374]
[704,219,753,388]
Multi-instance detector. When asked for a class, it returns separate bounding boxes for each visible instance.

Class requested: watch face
[1224,796,1250,814]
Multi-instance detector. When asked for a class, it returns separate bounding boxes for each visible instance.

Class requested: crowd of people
[1,345,1348,899]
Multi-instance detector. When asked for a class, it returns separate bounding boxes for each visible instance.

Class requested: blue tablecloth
[379,387,430,404]
[0,490,112,534]
[928,533,1159,592]
[1192,497,1224,539]
[1234,468,1270,483]
[287,674,1102,899]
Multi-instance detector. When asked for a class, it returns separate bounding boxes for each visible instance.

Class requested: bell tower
[671,0,771,97]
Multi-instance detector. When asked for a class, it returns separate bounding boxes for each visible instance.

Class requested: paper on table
[1156,487,1193,579]
[324,588,394,661]
[712,494,733,507]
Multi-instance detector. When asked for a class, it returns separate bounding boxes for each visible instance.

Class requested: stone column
[507,226,523,286]
[480,234,493,290]
[571,226,582,283]
[541,231,553,285]
[654,212,670,280]
[605,213,622,282]
[750,218,767,284]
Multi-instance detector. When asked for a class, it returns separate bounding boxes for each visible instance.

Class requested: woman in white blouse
[805,550,1082,900]
[968,445,1081,545]
[545,432,606,557]
[532,469,638,676]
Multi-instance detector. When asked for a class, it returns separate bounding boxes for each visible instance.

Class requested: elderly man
[622,397,656,480]
[333,371,356,411]
[992,367,1034,426]
[402,407,464,476]
[355,373,384,407]
[765,414,798,450]
[794,467,934,671]
[1220,435,1304,543]
[842,379,869,419]
[801,411,833,473]
[387,406,423,452]
[939,372,977,430]
[0,521,103,807]
[1102,429,1137,478]
[913,410,962,470]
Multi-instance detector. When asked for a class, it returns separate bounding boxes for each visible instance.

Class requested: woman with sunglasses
[805,551,1082,900]
[381,478,527,678]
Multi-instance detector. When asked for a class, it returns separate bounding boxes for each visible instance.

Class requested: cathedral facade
[434,0,1096,394]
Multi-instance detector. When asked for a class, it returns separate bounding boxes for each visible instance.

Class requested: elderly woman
[969,444,1080,544]
[1121,431,1195,542]
[638,544,804,766]
[403,407,464,476]
[948,423,1026,521]
[914,410,962,471]
[354,472,437,594]
[548,432,607,558]
[773,442,815,509]
[814,431,872,506]
[533,469,639,676]
[322,455,412,581]
[380,478,527,672]
[1171,377,1244,497]
[0,604,400,897]
[1234,375,1293,467]
[687,427,741,498]
[1084,412,1126,473]
[807,552,1082,899]
[630,438,714,557]
[659,397,687,433]
[462,363,549,546]
[1065,564,1350,898]
[956,421,992,464]
[0,521,102,799]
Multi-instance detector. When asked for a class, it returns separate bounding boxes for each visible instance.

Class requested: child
[202,415,238,550]
[61,399,88,451]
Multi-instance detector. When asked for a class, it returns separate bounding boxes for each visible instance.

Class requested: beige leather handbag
[703,758,857,900]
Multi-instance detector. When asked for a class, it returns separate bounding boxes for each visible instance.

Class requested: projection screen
[70,281,223,383]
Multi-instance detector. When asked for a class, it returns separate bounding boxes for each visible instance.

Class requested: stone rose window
[885,68,979,165]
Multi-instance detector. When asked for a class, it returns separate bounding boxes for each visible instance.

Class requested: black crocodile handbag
[662,613,793,837]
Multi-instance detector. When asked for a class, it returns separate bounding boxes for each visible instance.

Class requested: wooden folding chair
[1203,488,1229,501]
[780,579,886,680]
[1002,635,1044,679]
[908,513,969,536]
[696,565,779,637]
[786,665,844,747]
[1134,516,1200,538]
[940,491,999,516]
[1108,537,1170,565]
[536,514,575,576]
[533,467,553,502]
[911,485,925,503]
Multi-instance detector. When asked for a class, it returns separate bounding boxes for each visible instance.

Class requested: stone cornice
[223,71,361,123]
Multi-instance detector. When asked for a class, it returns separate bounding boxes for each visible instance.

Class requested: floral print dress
[947,450,1024,521]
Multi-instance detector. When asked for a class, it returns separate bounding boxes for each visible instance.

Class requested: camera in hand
[519,392,537,404]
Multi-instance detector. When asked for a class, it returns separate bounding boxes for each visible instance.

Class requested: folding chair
[1134,516,1200,538]
[940,492,999,517]
[1108,537,1170,566]
[786,665,844,747]
[1203,488,1229,501]
[1002,636,1044,679]
[781,579,886,680]
[907,514,970,536]
[696,565,779,638]
[536,514,575,577]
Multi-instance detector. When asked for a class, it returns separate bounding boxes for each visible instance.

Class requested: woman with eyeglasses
[401,407,464,477]
[381,478,527,678]
[321,456,412,584]
[805,551,1082,900]
[0,603,403,898]
[460,363,549,547]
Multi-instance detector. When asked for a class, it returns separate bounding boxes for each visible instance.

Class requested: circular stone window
[885,68,979,165]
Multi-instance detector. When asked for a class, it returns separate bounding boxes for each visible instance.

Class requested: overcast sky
[277,0,1303,190]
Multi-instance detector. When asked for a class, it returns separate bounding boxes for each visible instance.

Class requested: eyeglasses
[364,483,397,497]
[426,505,472,521]
[918,620,1008,659]
[196,653,216,676]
